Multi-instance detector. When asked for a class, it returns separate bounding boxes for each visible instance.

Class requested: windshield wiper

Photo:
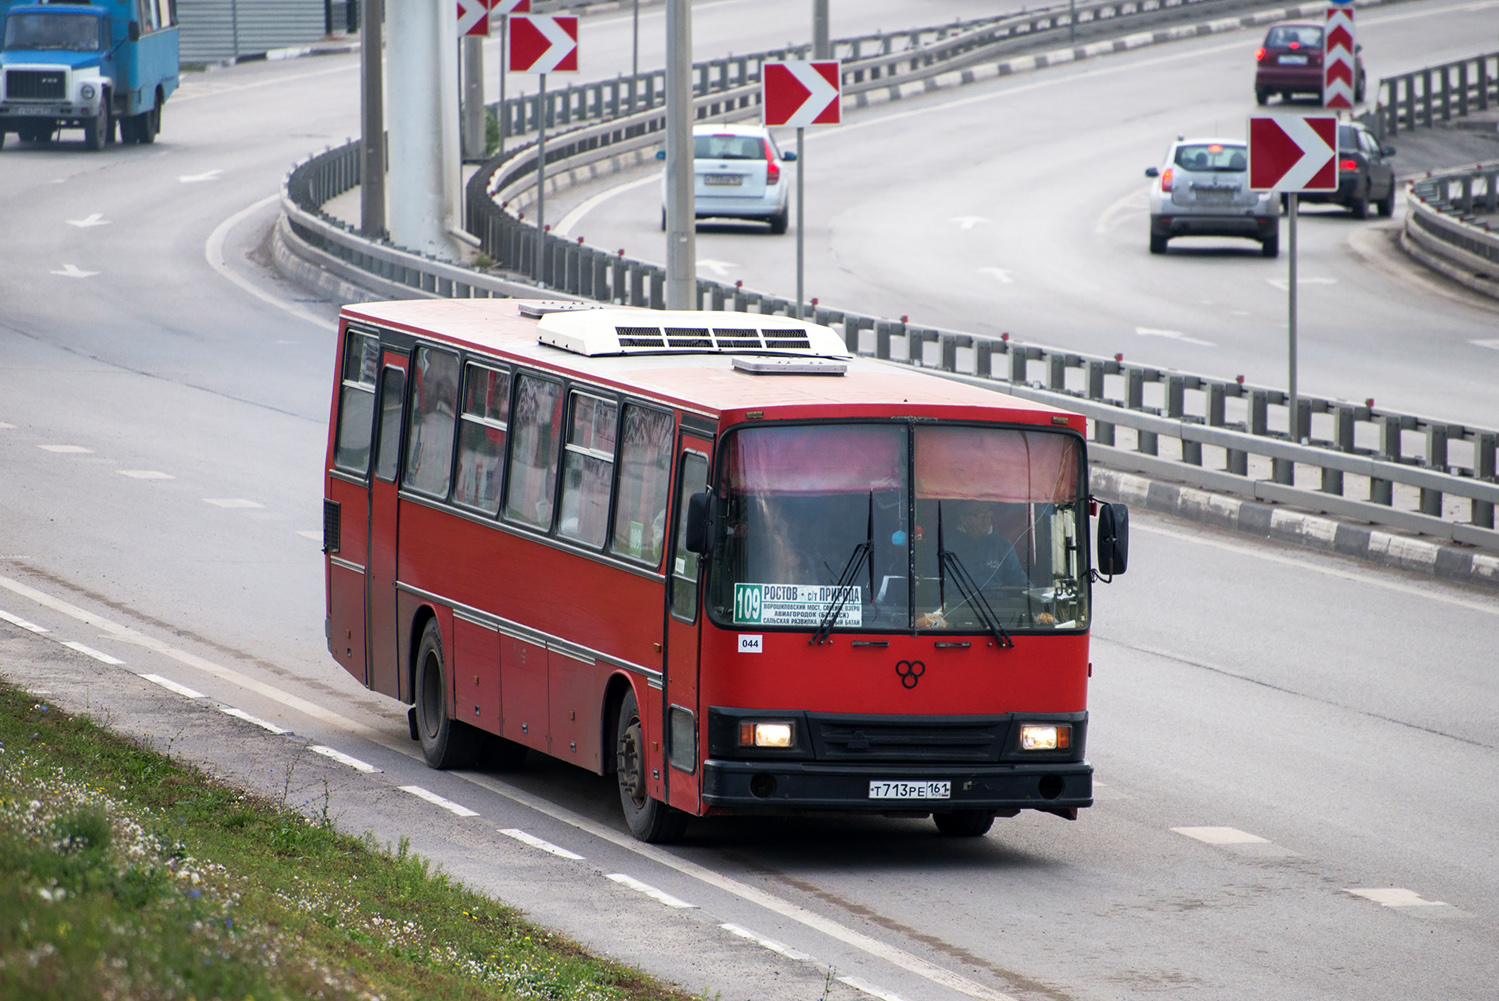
[934,502,1013,649]
[811,494,873,646]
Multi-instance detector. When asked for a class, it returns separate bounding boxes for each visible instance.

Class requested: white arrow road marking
[400,785,479,816]
[179,169,224,183]
[1136,326,1216,347]
[67,213,109,228]
[1266,276,1337,291]
[1345,888,1448,908]
[50,264,98,278]
[312,745,381,773]
[606,873,696,909]
[139,673,204,698]
[950,215,991,230]
[696,258,737,277]
[500,828,585,860]
[1471,339,1499,351]
[976,266,1013,283]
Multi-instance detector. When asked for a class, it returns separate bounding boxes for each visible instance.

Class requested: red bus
[322,299,1129,842]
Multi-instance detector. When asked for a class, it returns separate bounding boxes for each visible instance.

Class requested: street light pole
[360,0,385,237]
[664,0,695,309]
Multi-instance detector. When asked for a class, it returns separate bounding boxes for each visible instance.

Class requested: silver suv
[1146,138,1281,257]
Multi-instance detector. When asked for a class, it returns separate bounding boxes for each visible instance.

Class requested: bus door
[366,353,409,700]
[664,436,712,814]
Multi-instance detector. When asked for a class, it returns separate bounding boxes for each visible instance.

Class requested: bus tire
[933,809,995,837]
[414,619,482,769]
[615,689,688,843]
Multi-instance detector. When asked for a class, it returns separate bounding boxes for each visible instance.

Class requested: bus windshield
[4,13,102,51]
[707,422,1088,634]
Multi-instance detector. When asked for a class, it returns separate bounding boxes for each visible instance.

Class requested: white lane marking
[1133,524,1499,618]
[976,266,1013,283]
[500,828,585,860]
[50,264,98,278]
[38,444,93,453]
[296,530,323,541]
[67,213,109,228]
[1265,276,1337,291]
[220,706,290,734]
[62,641,125,665]
[312,745,381,773]
[1136,326,1215,347]
[719,923,816,962]
[140,673,204,698]
[0,609,49,633]
[0,572,392,743]
[462,774,1021,1001]
[400,785,479,816]
[1472,338,1499,351]
[1173,826,1269,845]
[950,215,991,230]
[118,470,175,479]
[0,422,15,429]
[204,194,329,330]
[839,975,910,1001]
[1346,887,1448,907]
[553,171,660,238]
[204,498,264,509]
[179,169,224,183]
[696,258,738,277]
[606,873,696,909]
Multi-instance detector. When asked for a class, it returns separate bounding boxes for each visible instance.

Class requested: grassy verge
[0,682,691,1001]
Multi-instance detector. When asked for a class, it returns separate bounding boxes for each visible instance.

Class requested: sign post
[1249,113,1337,443]
[1324,1,1356,109]
[508,14,578,284]
[493,0,530,148]
[762,60,841,319]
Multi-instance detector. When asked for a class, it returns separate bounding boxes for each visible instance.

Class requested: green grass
[0,684,691,1001]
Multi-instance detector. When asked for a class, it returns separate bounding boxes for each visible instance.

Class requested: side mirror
[655,149,665,160]
[127,21,141,41]
[782,150,797,162]
[1144,166,1159,178]
[685,492,712,555]
[1381,145,1396,157]
[1096,503,1129,577]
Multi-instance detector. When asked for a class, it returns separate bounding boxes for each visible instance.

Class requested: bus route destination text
[734,583,862,627]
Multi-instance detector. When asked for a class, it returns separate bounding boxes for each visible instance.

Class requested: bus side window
[454,363,510,514]
[332,331,380,475]
[557,392,618,547]
[504,375,564,529]
[671,452,710,621]
[403,346,461,499]
[374,367,406,483]
[610,406,675,565]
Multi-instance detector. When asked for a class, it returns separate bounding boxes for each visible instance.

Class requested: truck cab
[0,0,178,150]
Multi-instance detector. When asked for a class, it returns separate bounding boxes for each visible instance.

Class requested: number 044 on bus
[322,300,1129,843]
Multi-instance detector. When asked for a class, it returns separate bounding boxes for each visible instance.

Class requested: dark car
[1293,122,1397,218]
[1255,21,1365,105]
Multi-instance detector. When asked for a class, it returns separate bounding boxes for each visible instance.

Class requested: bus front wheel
[414,619,482,769]
[615,689,688,843]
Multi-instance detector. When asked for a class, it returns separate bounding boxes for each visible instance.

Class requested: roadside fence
[1371,51,1499,138]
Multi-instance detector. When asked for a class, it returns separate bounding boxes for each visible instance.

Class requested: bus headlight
[739,721,794,748]
[80,84,96,101]
[1019,723,1071,751]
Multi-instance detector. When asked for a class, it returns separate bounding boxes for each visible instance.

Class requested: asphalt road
[2,3,1498,1000]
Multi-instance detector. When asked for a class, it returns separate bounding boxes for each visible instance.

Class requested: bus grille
[6,69,66,100]
[808,715,1009,763]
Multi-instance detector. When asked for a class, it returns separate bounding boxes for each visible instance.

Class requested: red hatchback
[1255,21,1365,105]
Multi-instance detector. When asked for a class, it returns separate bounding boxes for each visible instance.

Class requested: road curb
[1092,467,1499,590]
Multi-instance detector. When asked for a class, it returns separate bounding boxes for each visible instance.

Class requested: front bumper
[702,759,1093,814]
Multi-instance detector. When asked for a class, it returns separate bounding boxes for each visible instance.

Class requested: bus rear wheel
[933,809,995,837]
[615,689,688,843]
[414,619,482,769]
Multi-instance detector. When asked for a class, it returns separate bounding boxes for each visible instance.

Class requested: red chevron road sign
[508,14,578,73]
[763,61,842,127]
[1324,7,1356,109]
[1248,114,1338,192]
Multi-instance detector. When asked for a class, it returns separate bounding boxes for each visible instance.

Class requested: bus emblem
[895,660,925,689]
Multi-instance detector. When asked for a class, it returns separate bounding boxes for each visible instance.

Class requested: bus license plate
[705,174,743,185]
[869,780,950,800]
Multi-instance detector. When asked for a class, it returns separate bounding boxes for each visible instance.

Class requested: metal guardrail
[1370,51,1499,138]
[281,8,1499,553]
[1407,165,1499,271]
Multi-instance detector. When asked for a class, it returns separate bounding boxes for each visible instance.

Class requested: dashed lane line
[204,498,264,509]
[38,444,93,453]
[1173,826,1269,845]
[312,745,382,773]
[719,923,816,962]
[499,828,585,860]
[0,609,49,633]
[839,975,911,1001]
[118,470,175,480]
[139,673,205,699]
[1345,888,1449,908]
[606,873,696,909]
[62,641,126,666]
[219,706,291,735]
[400,785,479,817]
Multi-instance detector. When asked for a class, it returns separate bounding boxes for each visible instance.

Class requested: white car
[659,124,795,234]
[1146,137,1281,257]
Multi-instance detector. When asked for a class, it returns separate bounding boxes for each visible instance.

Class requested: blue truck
[0,0,178,150]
